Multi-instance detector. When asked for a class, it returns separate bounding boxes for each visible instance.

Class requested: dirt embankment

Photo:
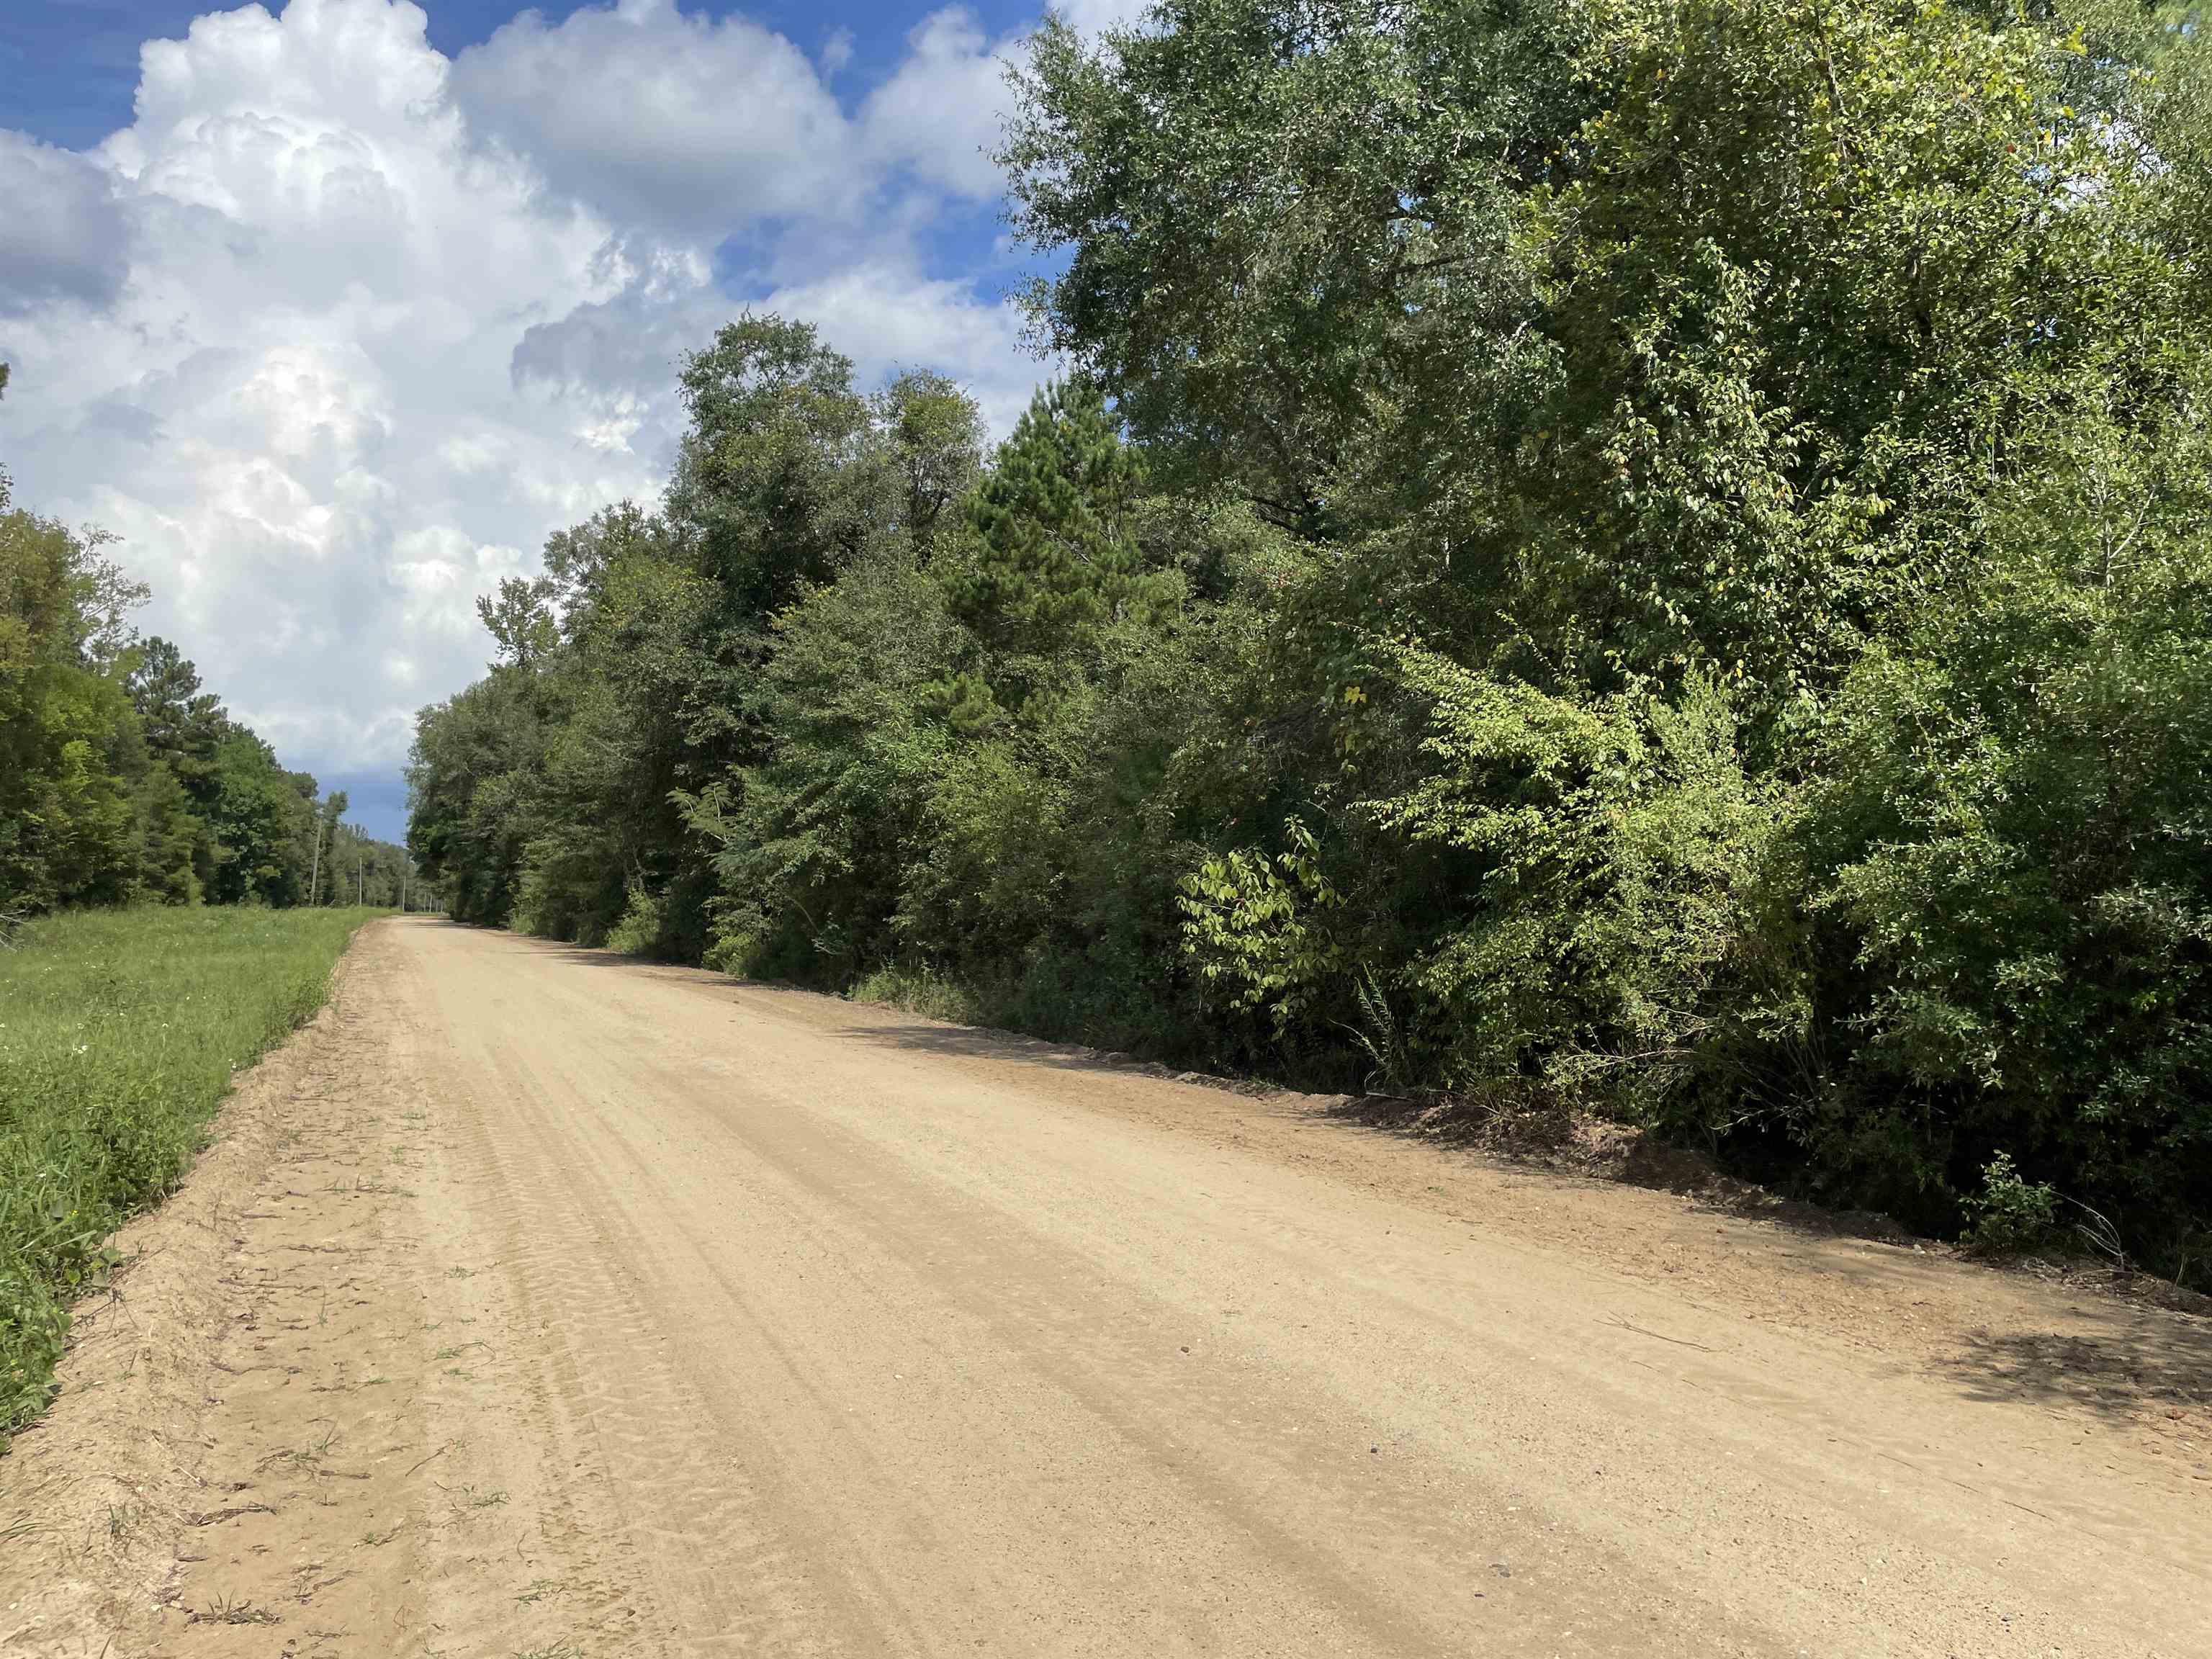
[4,918,2207,1658]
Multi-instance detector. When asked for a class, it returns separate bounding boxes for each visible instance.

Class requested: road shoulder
[0,921,650,1658]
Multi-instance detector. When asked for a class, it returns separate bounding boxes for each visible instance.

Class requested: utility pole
[400,863,408,914]
[357,853,364,907]
[307,817,323,907]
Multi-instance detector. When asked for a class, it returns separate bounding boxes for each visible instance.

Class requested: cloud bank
[0,0,1076,804]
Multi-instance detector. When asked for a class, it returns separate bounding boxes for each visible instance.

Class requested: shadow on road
[1936,1316,2212,1423]
[837,1016,1247,1087]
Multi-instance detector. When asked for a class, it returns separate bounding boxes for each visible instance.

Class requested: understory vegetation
[409,0,2212,1275]
[0,906,375,1442]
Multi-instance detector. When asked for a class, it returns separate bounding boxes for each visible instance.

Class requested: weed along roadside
[0,905,380,1443]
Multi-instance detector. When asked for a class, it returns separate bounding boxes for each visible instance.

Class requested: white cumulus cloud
[451,0,856,241]
[0,132,130,312]
[0,0,1069,809]
[860,8,1015,199]
[4,0,643,785]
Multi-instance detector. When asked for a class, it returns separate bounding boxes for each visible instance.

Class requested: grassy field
[0,906,379,1442]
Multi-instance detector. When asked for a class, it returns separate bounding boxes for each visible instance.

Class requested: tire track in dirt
[434,1026,875,1656]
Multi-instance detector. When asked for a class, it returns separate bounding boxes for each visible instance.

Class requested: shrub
[604,886,670,957]
[1963,1154,2063,1257]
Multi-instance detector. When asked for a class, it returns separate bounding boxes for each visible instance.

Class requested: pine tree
[948,382,1157,659]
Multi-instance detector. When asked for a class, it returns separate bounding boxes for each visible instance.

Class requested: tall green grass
[0,907,377,1442]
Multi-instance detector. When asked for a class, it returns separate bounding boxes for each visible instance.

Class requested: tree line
[1,432,410,918]
[409,0,2212,1272]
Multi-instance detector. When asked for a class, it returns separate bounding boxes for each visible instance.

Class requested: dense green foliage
[410,0,2212,1273]
[0,906,374,1440]
[0,460,409,917]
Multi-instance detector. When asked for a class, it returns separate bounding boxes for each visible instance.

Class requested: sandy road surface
[4,919,2209,1658]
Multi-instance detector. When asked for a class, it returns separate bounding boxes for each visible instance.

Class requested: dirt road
[5,919,2209,1657]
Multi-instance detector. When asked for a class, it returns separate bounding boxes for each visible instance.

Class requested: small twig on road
[1604,1315,1717,1353]
[186,1502,277,1527]
[404,1441,453,1478]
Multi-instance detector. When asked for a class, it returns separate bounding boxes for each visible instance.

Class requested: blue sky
[0,0,1119,840]
[4,1,1052,152]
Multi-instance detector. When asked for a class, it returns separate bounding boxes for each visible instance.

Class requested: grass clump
[847,961,985,1028]
[0,905,377,1442]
